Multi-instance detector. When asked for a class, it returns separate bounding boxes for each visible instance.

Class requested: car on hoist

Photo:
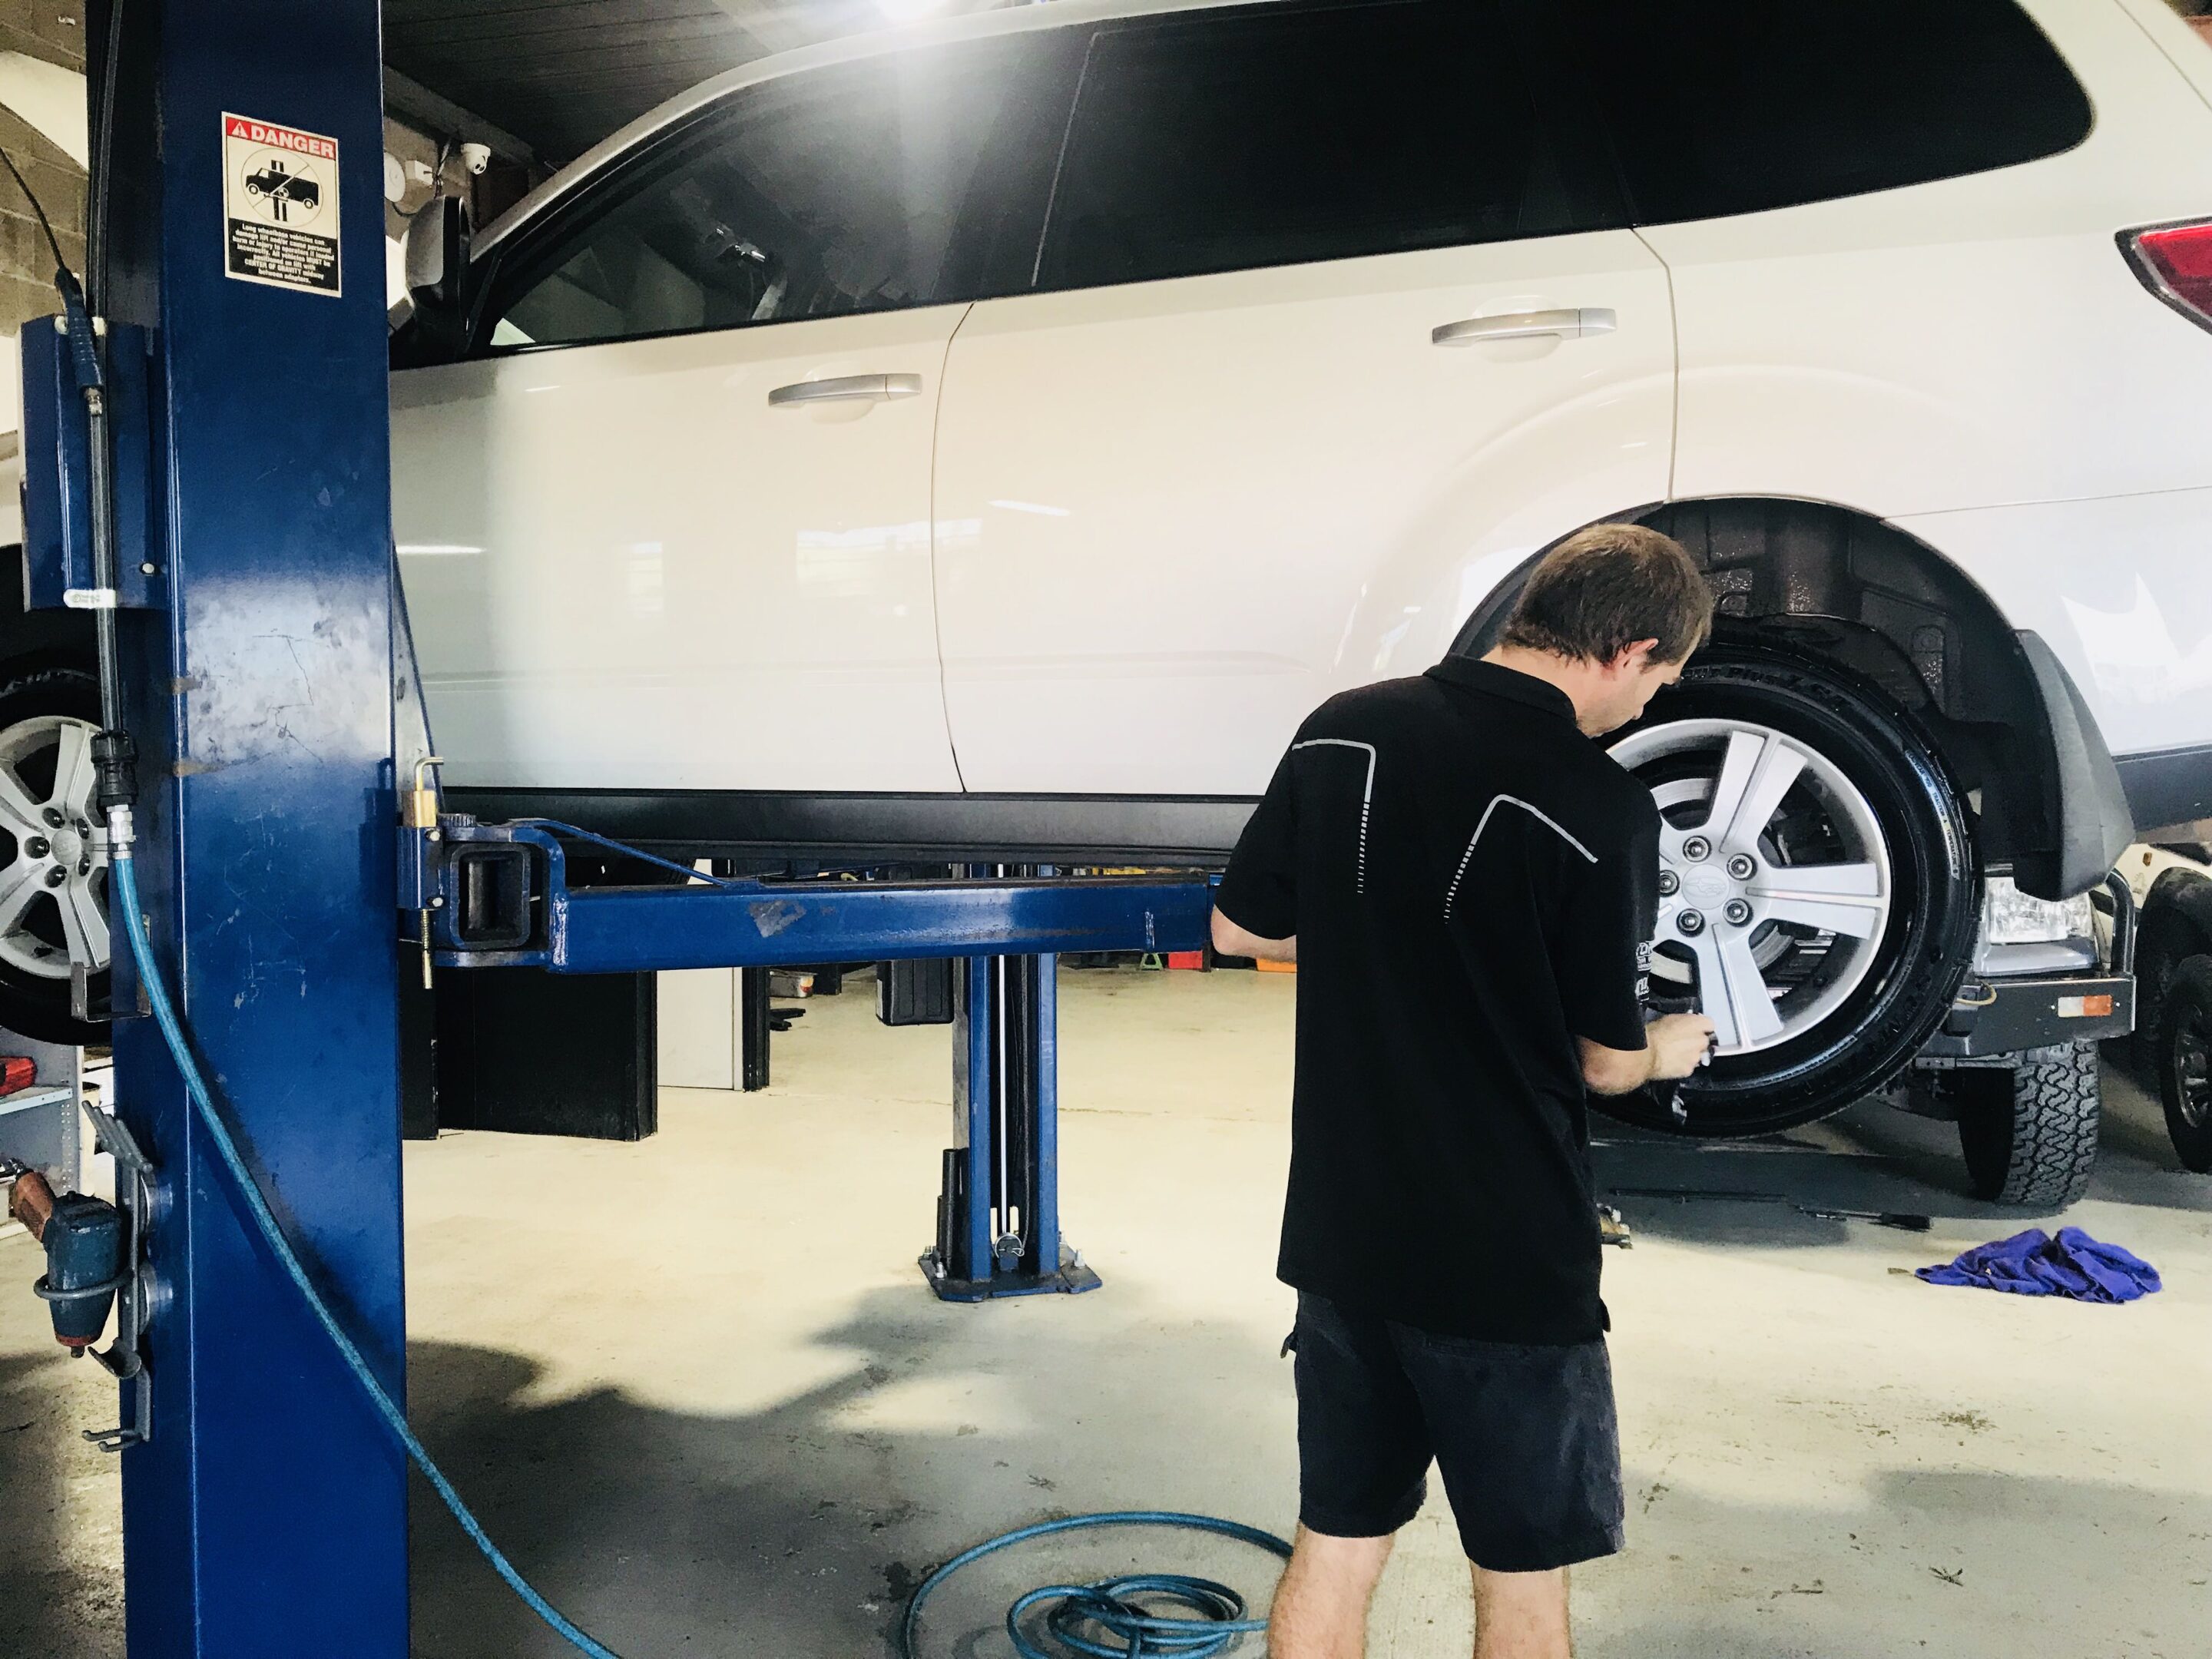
[9,0,2212,1209]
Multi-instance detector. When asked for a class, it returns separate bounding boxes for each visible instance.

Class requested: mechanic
[1212,524,1720,1659]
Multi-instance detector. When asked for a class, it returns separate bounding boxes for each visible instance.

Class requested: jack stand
[921,951,1100,1302]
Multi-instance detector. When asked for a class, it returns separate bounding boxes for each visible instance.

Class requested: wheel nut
[24,836,48,859]
[1657,869,1679,896]
[1681,836,1712,862]
[1677,909,1706,935]
[41,806,62,829]
[78,859,91,876]
[43,866,65,888]
[1724,899,1753,926]
[1726,853,1756,881]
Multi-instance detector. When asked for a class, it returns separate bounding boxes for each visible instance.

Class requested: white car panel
[1896,485,2212,761]
[931,233,1674,795]
[392,307,966,792]
[1657,0,2212,520]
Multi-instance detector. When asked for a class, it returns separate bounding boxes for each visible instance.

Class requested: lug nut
[1677,909,1706,935]
[41,807,63,829]
[1724,899,1753,926]
[43,867,65,888]
[1681,835,1712,862]
[1726,853,1756,880]
[1657,869,1680,896]
[24,836,48,859]
[78,859,91,876]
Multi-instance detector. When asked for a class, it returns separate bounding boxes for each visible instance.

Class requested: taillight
[2123,219,2212,333]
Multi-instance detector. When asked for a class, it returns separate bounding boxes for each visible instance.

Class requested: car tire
[1599,640,1980,1136]
[2154,955,2212,1174]
[1954,1041,2101,1207]
[0,665,110,1045]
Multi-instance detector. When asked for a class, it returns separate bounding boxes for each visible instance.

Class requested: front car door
[931,0,1676,796]
[390,34,1071,798]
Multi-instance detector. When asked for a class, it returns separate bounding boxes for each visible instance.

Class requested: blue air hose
[114,818,1290,1659]
[109,827,627,1659]
[899,1510,1293,1659]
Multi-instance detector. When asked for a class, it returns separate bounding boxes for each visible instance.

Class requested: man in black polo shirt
[1214,525,1718,1659]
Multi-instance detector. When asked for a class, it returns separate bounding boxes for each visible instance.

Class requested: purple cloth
[1916,1227,2161,1303]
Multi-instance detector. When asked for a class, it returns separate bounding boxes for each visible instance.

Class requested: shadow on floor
[406,1289,1296,1659]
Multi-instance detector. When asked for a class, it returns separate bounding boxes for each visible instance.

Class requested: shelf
[0,1085,75,1122]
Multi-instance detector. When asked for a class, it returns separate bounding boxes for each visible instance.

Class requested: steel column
[97,0,407,1651]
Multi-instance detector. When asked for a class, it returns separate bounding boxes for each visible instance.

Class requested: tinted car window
[1035,0,1626,293]
[1572,0,2091,224]
[483,37,1071,350]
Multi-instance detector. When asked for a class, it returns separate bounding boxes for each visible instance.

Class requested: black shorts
[1287,1291,1624,1572]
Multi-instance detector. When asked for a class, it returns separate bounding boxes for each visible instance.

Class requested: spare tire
[1600,641,1979,1135]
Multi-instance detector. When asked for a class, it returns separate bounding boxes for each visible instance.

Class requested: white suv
[8,0,2209,1197]
[378,0,2211,1200]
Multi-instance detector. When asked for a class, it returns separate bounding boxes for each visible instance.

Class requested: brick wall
[0,1,82,336]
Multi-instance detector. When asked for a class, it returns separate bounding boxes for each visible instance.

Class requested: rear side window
[1035,0,1626,293]
[482,36,1072,351]
[1571,0,2092,224]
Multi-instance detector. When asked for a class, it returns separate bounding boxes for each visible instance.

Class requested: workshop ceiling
[384,0,1004,167]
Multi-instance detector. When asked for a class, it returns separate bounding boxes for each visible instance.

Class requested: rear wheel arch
[1452,496,2111,894]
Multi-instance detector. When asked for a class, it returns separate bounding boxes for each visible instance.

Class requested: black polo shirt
[1216,657,1660,1344]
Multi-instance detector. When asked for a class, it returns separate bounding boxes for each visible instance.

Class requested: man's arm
[1578,1013,1715,1094]
[1212,908,1296,964]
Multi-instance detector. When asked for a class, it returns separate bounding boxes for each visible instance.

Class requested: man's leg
[1471,1565,1571,1659]
[1268,1525,1396,1659]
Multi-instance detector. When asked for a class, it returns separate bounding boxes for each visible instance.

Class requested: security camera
[459,142,492,176]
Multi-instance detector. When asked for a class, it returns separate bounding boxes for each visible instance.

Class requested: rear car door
[930,0,1675,796]
[390,35,1069,796]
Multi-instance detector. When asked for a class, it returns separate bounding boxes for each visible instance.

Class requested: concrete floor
[4,965,2209,1657]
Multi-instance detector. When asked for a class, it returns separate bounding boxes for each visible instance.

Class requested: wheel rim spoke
[0,763,44,841]
[0,862,41,939]
[48,719,94,819]
[1750,862,1886,939]
[1689,927,1785,1051]
[56,879,108,969]
[1717,733,1806,853]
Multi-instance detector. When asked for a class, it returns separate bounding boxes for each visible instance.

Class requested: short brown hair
[1499,523,1713,665]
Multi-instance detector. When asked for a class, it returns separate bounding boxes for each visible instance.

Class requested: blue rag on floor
[1916,1227,2161,1303]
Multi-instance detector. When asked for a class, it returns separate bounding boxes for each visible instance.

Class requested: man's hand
[1645,1012,1718,1079]
[1212,907,1296,964]
[1578,1012,1717,1094]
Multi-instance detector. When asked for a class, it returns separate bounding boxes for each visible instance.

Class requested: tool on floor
[1916,1227,2161,1302]
[899,1510,1293,1659]
[1609,1186,1932,1231]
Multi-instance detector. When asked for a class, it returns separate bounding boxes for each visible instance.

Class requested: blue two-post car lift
[13,2,1216,1651]
[401,807,1214,1299]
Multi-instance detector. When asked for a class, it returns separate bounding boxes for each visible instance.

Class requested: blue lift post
[51,0,410,1652]
[405,822,1211,1300]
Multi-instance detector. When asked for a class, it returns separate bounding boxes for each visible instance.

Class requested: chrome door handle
[1431,308,1617,346]
[767,373,924,408]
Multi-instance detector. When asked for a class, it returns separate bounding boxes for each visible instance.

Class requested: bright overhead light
[877,0,952,20]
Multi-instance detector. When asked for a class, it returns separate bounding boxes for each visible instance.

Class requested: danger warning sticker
[222,114,340,296]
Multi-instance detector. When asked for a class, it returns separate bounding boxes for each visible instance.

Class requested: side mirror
[403,194,472,350]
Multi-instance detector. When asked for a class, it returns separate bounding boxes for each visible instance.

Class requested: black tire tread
[1959,1041,2101,1207]
[2154,955,2212,1174]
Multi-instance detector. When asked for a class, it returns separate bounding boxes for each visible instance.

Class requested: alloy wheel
[0,714,111,981]
[1608,717,1893,1056]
